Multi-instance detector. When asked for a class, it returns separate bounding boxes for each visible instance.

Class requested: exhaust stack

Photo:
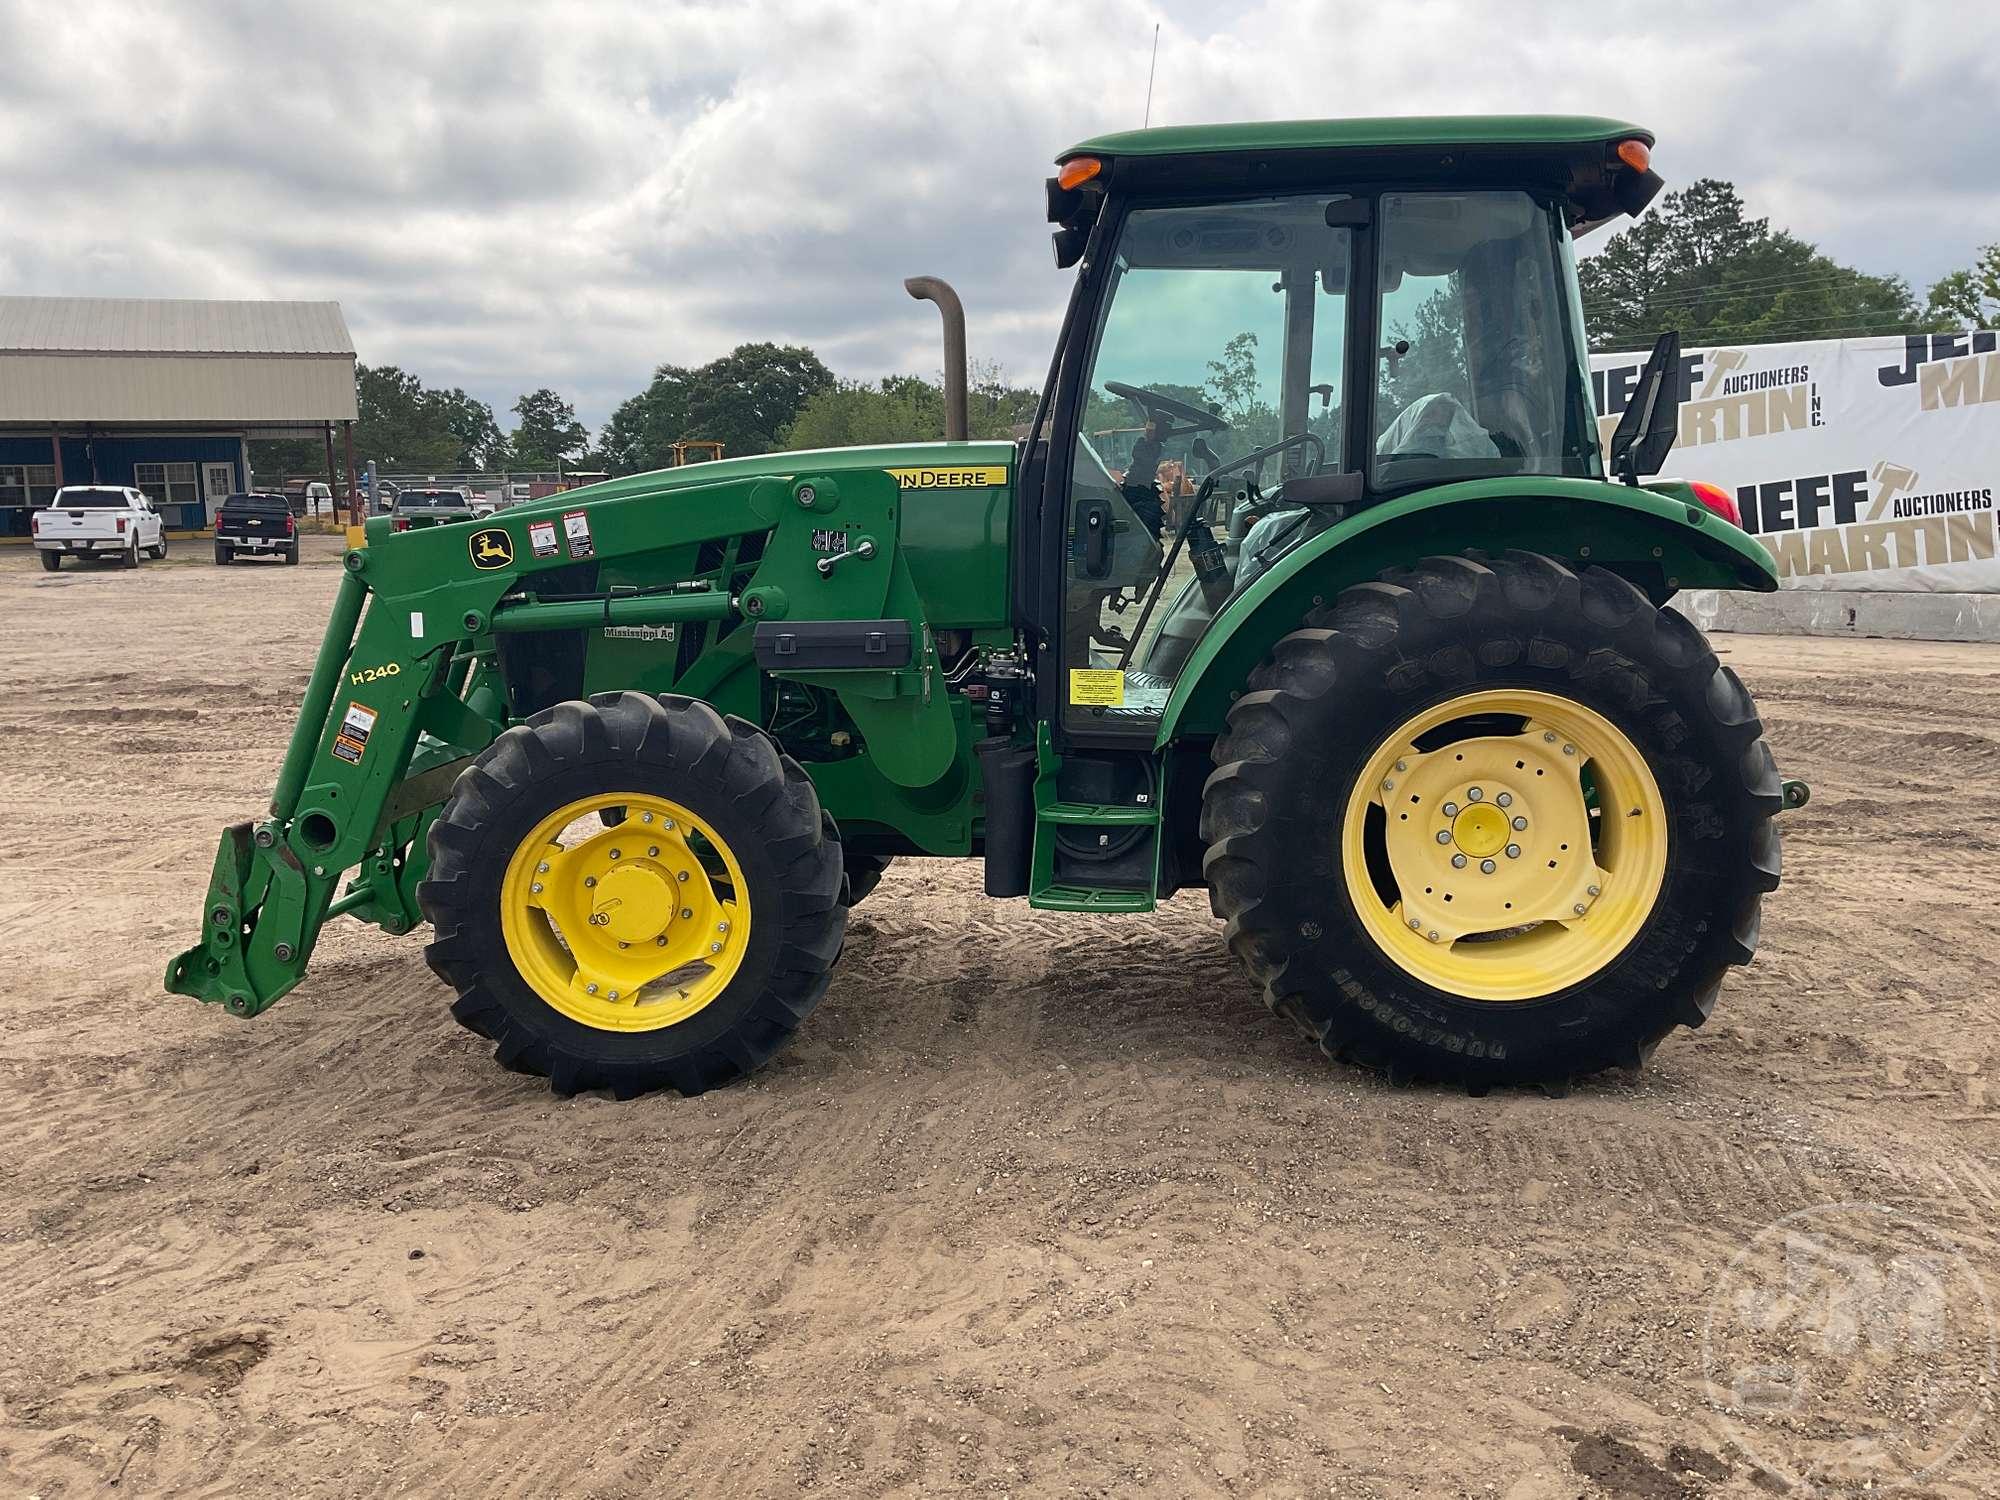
[904,276,968,441]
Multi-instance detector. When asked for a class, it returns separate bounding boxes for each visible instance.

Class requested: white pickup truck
[31,486,168,571]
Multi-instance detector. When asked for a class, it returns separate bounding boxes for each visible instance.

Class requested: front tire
[1201,551,1782,1091]
[419,693,847,1098]
[150,533,169,560]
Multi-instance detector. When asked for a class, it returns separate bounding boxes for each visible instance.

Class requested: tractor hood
[541,440,1017,509]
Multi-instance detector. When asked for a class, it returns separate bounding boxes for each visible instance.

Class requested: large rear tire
[419,692,846,1097]
[1201,551,1782,1091]
[39,550,60,572]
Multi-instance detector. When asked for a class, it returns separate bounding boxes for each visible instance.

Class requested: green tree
[434,388,506,470]
[1924,245,2000,328]
[682,343,834,457]
[600,344,835,474]
[508,388,589,469]
[354,364,463,471]
[1579,178,1922,350]
[782,363,1040,449]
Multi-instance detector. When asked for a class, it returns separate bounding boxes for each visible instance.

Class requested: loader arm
[167,462,945,1017]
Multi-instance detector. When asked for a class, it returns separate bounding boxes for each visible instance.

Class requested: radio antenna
[1143,24,1159,126]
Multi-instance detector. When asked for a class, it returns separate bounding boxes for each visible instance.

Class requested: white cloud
[1,0,1993,431]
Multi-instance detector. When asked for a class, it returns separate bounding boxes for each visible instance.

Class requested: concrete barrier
[1674,589,2000,643]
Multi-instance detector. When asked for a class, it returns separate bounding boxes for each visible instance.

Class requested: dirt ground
[1,532,1997,1499]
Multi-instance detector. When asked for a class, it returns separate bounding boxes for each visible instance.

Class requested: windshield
[1370,190,1597,489]
[57,489,126,508]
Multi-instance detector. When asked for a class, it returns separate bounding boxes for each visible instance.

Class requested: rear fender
[1155,476,1776,745]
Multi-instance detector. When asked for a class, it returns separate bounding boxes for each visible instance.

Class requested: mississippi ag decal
[469,527,514,569]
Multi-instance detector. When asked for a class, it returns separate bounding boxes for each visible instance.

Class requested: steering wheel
[1105,381,1231,436]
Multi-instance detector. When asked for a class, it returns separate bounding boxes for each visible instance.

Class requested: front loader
[169,115,1801,1097]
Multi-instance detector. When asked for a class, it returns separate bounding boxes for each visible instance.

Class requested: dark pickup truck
[214,493,299,565]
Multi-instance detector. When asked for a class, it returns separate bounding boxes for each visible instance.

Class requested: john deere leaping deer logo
[469,528,514,569]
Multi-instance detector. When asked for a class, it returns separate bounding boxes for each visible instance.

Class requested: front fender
[1155,476,1776,745]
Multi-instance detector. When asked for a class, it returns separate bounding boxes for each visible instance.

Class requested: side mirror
[1608,331,1681,485]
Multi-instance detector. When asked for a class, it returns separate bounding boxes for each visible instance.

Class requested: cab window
[1062,194,1352,729]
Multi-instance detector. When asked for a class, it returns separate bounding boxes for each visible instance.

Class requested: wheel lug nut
[1479,858,1495,874]
[1451,854,1466,869]
[1563,744,1576,756]
[1427,930,1440,942]
[1382,778,1394,792]
[1395,759,1407,772]
[608,991,620,1001]
[1505,844,1520,859]
[1512,816,1527,830]
[531,882,543,894]
[1587,884,1601,896]
[1468,787,1482,801]
[1435,830,1452,845]
[656,936,668,946]
[680,907,692,919]
[609,849,621,859]
[676,870,689,883]
[1496,793,1512,808]
[1442,801,1459,817]
[537,860,550,874]
[710,941,723,954]
[584,875,597,888]
[586,983,598,994]
[662,819,676,832]
[648,846,660,857]
[618,941,628,949]
[1544,731,1557,743]
[1409,918,1422,931]
[641,812,653,823]
[1573,903,1587,915]
[717,922,729,934]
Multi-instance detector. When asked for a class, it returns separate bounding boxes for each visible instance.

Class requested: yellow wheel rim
[1340,689,1668,1002]
[499,793,750,1032]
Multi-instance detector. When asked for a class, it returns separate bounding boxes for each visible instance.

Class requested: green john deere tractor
[168,115,1801,1098]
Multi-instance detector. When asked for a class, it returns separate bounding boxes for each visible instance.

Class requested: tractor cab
[1037,117,1663,734]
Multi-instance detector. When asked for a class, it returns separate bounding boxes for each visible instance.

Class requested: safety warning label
[332,701,378,765]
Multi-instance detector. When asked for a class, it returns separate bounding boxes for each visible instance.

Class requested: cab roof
[1060,115,1651,162]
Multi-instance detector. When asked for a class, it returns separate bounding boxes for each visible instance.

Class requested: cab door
[1052,193,1354,739]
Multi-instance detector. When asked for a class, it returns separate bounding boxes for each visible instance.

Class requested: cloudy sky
[1,0,1993,433]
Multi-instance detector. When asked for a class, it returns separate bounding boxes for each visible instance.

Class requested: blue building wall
[0,432,245,534]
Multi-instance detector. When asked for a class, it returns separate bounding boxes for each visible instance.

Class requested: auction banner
[1590,332,2000,591]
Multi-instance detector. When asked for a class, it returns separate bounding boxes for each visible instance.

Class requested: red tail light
[284,515,296,535]
[1689,481,1741,526]
[116,516,128,533]
[394,517,410,532]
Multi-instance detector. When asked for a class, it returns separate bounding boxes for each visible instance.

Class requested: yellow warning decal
[884,465,1008,490]
[1068,668,1125,707]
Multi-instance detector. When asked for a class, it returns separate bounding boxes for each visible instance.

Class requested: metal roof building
[0,296,359,533]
